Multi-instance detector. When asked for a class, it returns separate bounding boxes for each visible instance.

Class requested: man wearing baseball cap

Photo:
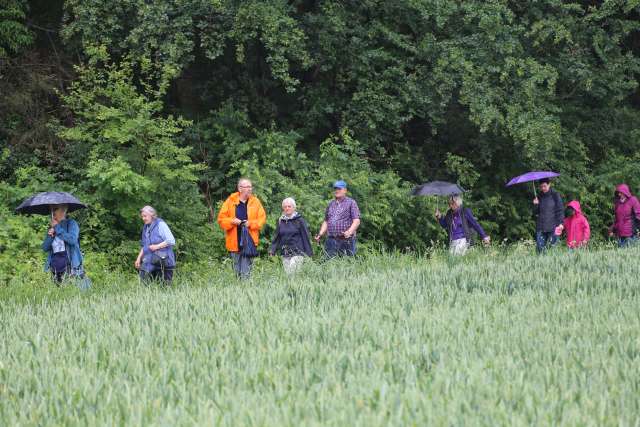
[314,180,361,257]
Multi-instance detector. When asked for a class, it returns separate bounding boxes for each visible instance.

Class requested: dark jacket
[270,213,314,257]
[533,189,564,232]
[438,207,487,243]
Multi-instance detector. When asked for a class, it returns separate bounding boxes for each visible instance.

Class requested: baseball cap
[332,180,347,189]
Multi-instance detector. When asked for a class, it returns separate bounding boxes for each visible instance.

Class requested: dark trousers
[325,236,356,258]
[618,236,638,248]
[140,267,174,283]
[52,271,67,284]
[536,231,558,253]
[230,252,253,279]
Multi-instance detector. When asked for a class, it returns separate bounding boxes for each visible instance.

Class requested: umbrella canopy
[506,171,559,187]
[411,181,465,196]
[15,192,87,215]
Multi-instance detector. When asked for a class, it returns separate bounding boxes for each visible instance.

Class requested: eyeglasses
[239,185,253,189]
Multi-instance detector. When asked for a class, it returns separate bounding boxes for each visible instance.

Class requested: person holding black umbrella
[41,204,84,283]
[435,194,490,256]
[532,178,564,253]
[16,192,89,286]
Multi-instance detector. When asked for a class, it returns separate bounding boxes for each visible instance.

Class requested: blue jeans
[325,236,356,258]
[536,231,558,253]
[618,236,638,248]
[231,252,253,279]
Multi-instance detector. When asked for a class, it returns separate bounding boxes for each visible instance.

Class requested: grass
[1,245,639,425]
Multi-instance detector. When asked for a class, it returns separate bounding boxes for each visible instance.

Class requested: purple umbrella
[506,171,559,197]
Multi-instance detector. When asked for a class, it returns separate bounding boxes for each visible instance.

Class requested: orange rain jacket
[217,192,267,252]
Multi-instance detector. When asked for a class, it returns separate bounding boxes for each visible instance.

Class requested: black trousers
[139,267,174,283]
[52,271,67,283]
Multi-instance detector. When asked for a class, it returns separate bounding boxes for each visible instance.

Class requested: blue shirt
[236,200,248,245]
[42,219,83,271]
[144,221,175,246]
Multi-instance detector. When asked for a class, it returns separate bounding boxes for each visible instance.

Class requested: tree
[57,47,207,258]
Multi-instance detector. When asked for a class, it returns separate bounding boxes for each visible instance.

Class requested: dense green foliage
[2,1,640,273]
[1,247,640,424]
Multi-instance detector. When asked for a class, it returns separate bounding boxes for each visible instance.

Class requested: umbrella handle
[532,182,537,198]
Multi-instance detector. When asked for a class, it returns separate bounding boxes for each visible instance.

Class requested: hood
[280,212,301,221]
[616,184,632,199]
[566,200,582,214]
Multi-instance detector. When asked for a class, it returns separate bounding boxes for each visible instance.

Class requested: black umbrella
[15,192,87,215]
[411,181,465,196]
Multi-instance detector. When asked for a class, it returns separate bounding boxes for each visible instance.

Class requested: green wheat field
[1,246,639,426]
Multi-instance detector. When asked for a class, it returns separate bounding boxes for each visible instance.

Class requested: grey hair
[282,197,297,210]
[450,194,463,206]
[140,205,158,218]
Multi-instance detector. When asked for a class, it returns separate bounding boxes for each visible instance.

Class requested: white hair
[450,194,463,206]
[140,205,158,218]
[282,197,297,210]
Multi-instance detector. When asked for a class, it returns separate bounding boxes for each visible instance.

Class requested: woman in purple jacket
[435,194,490,255]
[608,184,640,247]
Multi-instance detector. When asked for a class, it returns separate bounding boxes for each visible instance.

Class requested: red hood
[566,200,582,214]
[616,184,632,199]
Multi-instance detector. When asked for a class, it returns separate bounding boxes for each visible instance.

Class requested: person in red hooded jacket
[608,184,640,247]
[555,200,590,249]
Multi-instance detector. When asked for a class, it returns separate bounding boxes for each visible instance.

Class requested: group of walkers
[41,178,640,284]
[216,178,360,279]
[530,180,639,252]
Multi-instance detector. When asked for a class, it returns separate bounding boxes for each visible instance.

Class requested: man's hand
[134,257,141,270]
[243,220,251,229]
[343,229,354,239]
[482,236,491,246]
[231,218,242,225]
[314,233,322,243]
[533,197,539,205]
[434,209,442,220]
[47,228,55,237]
[608,230,614,237]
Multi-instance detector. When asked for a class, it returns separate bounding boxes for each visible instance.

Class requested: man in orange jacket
[217,178,266,278]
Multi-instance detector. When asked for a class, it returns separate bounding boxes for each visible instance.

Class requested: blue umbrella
[15,192,87,215]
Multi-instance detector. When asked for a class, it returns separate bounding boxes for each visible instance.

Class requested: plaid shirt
[325,197,360,236]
